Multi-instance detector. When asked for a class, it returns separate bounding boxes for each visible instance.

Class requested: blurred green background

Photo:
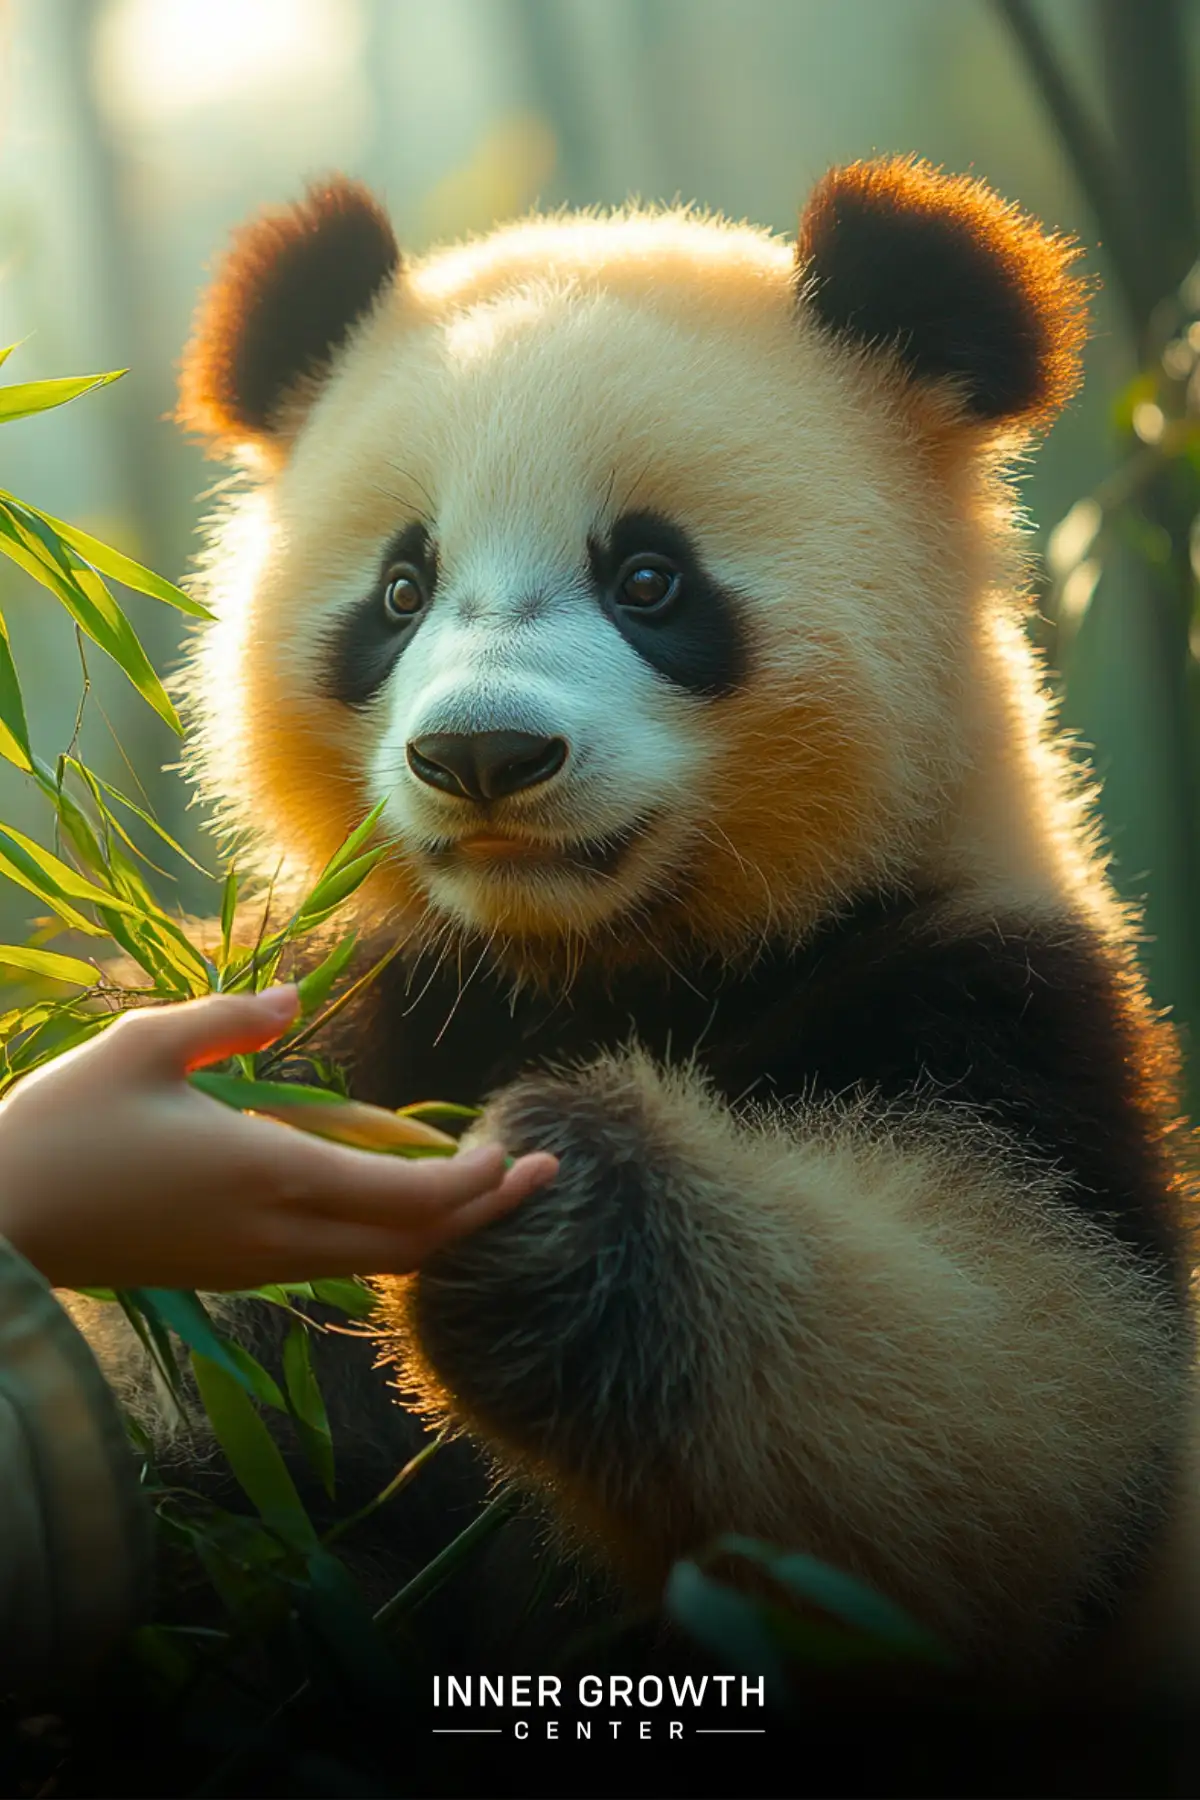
[0,0,1198,1098]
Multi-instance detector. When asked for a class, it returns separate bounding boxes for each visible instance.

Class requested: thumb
[115,986,301,1074]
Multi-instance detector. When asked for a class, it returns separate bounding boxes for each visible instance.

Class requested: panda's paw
[404,1055,707,1473]
[475,1057,665,1198]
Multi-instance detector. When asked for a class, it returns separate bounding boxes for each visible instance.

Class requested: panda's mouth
[423,816,650,880]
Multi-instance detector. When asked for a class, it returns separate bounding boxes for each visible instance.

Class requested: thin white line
[693,1728,767,1734]
[430,1728,504,1734]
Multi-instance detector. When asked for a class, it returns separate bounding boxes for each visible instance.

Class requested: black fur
[410,1064,713,1498]
[189,179,400,440]
[322,520,436,707]
[340,890,1193,1307]
[795,161,1082,425]
[587,511,749,699]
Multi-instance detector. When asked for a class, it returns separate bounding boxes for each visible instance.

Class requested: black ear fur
[796,157,1088,427]
[179,177,399,450]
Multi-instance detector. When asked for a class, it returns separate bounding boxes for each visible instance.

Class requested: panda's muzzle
[406,730,568,803]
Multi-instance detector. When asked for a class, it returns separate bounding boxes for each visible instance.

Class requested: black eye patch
[586,510,748,699]
[320,520,436,707]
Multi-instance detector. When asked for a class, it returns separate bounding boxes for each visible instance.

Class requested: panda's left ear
[795,157,1089,430]
[178,176,399,456]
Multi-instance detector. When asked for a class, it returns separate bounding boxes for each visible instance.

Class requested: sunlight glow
[96,0,363,121]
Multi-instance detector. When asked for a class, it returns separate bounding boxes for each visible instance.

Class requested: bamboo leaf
[0,610,31,771]
[283,1319,335,1498]
[189,1071,347,1111]
[396,1101,482,1129]
[0,822,143,935]
[313,799,387,886]
[220,1339,287,1412]
[117,1293,187,1415]
[664,1562,791,1707]
[0,944,97,986]
[44,763,110,877]
[298,1549,403,1702]
[296,932,357,1017]
[296,851,385,925]
[0,369,124,423]
[310,1277,378,1320]
[189,1070,458,1153]
[0,493,211,618]
[0,502,182,734]
[708,1536,954,1667]
[130,1289,270,1402]
[97,904,186,990]
[190,1351,318,1553]
[219,866,238,968]
[62,757,211,875]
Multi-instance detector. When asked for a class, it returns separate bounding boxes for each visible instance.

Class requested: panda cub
[171,156,1198,1698]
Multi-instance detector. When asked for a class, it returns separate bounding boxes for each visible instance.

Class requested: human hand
[0,986,558,1290]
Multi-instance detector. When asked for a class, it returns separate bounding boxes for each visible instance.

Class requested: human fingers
[193,1216,437,1284]
[417,1153,561,1248]
[261,1134,506,1218]
[261,1124,559,1223]
[241,1157,557,1279]
[109,986,301,1075]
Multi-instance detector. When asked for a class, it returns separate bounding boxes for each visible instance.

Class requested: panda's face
[187,180,1083,967]
[202,268,961,959]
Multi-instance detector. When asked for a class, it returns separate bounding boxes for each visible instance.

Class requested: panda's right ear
[177,177,399,457]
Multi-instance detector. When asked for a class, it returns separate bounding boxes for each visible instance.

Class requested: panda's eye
[383,564,427,620]
[618,561,679,611]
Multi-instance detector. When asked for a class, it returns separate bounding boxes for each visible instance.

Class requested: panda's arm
[377,916,1194,1669]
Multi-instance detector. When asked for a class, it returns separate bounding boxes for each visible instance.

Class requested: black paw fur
[406,1063,706,1482]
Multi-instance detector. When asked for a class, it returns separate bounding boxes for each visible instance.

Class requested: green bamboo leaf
[0,822,143,936]
[0,493,211,618]
[190,1352,318,1553]
[0,368,124,423]
[130,1289,271,1403]
[299,1549,403,1702]
[97,904,185,989]
[70,814,212,993]
[62,757,212,875]
[396,1101,482,1129]
[313,799,387,887]
[220,1339,287,1412]
[118,1294,187,1414]
[0,944,97,986]
[664,1562,791,1707]
[189,1071,346,1111]
[296,932,357,1017]
[709,1536,954,1667]
[0,1000,55,1038]
[0,610,31,771]
[283,1319,334,1498]
[44,765,109,877]
[130,913,211,995]
[219,867,238,968]
[0,503,182,734]
[11,1010,108,1073]
[78,783,173,881]
[374,1488,519,1629]
[309,1278,378,1320]
[171,1506,291,1623]
[296,851,385,924]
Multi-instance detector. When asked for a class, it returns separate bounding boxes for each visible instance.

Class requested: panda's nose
[406,731,568,802]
